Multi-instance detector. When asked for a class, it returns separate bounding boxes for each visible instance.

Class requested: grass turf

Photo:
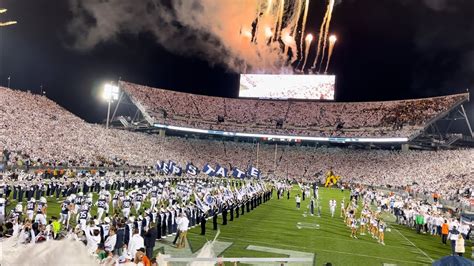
[186,187,469,266]
[6,186,471,266]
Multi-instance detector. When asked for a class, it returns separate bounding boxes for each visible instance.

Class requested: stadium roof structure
[108,81,473,150]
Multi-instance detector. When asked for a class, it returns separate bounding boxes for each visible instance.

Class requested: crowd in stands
[122,81,468,138]
[1,86,472,208]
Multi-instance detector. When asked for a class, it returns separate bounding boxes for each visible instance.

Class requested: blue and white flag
[202,164,216,177]
[156,161,163,172]
[194,193,210,213]
[215,165,228,177]
[248,166,261,178]
[232,167,246,179]
[171,165,182,176]
[186,163,199,176]
[204,193,216,206]
[234,187,243,201]
[161,162,171,174]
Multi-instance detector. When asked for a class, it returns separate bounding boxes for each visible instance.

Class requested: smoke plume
[67,0,296,73]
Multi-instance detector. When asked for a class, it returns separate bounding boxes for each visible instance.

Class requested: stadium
[0,1,474,266]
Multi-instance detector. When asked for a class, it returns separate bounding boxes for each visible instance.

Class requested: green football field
[186,187,469,266]
[6,186,471,266]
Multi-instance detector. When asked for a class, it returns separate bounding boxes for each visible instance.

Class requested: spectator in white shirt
[127,228,144,261]
[176,213,189,248]
[104,226,117,253]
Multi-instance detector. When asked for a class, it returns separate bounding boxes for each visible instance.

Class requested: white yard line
[394,228,434,262]
[192,221,412,251]
[214,236,430,265]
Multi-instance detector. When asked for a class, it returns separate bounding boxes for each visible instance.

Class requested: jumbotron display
[239,74,335,100]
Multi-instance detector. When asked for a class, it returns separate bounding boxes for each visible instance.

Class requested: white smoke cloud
[67,0,299,73]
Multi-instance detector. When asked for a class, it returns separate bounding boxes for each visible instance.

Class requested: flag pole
[256,141,260,169]
[274,143,278,171]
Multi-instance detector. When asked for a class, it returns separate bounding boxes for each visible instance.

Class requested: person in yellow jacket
[454,234,465,257]
[51,216,61,239]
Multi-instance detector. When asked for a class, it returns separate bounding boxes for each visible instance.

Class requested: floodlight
[103,84,119,101]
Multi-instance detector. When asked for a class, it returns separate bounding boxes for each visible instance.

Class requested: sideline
[394,228,434,262]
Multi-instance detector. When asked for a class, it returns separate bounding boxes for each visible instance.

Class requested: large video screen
[239,74,335,100]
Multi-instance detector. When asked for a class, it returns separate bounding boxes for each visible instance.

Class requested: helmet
[30,198,36,203]
[40,197,47,203]
[78,192,83,196]
[120,187,125,191]
[88,192,93,198]
[99,195,105,200]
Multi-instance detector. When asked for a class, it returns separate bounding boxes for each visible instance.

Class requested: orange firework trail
[312,0,334,70]
[291,0,303,37]
[276,0,285,39]
[301,34,313,71]
[324,35,337,73]
[318,0,335,72]
[266,0,274,15]
[298,0,310,63]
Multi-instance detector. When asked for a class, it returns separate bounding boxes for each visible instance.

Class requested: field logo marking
[246,245,315,265]
[296,222,320,230]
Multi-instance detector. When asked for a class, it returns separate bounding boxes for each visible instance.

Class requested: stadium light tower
[103,83,119,129]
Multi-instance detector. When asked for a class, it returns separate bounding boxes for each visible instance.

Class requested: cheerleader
[378,220,386,245]
[351,217,358,239]
[340,198,346,218]
[346,208,354,227]
[360,215,367,235]
[370,216,378,239]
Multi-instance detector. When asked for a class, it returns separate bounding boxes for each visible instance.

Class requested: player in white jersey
[77,203,91,229]
[35,197,48,225]
[25,198,36,220]
[96,194,108,221]
[134,192,144,212]
[12,202,23,222]
[74,192,84,214]
[121,196,132,218]
[59,197,73,228]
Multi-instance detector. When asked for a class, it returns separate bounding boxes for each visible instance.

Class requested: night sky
[0,0,473,123]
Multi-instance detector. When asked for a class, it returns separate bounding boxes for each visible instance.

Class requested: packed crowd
[122,81,468,138]
[0,170,273,265]
[358,188,471,256]
[1,86,472,207]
